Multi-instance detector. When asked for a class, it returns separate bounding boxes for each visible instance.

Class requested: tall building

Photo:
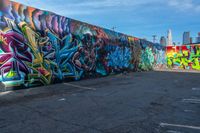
[196,32,200,43]
[183,31,190,45]
[190,37,193,44]
[167,29,173,46]
[160,36,167,46]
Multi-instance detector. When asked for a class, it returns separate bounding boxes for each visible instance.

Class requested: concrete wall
[0,0,165,90]
[166,45,200,70]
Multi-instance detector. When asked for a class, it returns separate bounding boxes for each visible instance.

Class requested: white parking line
[58,98,66,101]
[184,110,195,113]
[64,83,96,90]
[167,130,182,133]
[160,123,200,130]
[0,91,12,96]
[192,88,200,91]
[182,99,200,104]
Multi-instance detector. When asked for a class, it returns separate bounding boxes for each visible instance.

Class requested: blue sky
[13,0,200,44]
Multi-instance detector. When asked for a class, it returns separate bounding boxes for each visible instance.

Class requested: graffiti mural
[166,45,200,70]
[0,0,164,90]
[139,41,166,71]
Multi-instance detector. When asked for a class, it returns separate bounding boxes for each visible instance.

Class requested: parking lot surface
[0,71,200,133]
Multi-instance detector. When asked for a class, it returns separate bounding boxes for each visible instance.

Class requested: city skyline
[12,0,200,43]
[160,36,166,46]
[183,31,190,45]
[167,29,173,46]
[158,30,200,46]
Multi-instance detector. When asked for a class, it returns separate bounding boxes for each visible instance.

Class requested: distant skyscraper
[160,36,167,46]
[196,32,200,43]
[183,31,190,45]
[190,37,193,44]
[167,29,173,46]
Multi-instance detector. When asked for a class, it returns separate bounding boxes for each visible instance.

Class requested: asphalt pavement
[0,71,200,133]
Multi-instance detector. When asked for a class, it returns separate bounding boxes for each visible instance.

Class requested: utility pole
[152,35,157,43]
[111,27,116,31]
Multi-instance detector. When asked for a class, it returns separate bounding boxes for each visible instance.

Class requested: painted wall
[0,0,165,90]
[166,45,200,70]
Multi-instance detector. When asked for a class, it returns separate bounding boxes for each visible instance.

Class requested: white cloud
[66,0,146,8]
[168,0,200,12]
[12,0,200,16]
[12,0,92,15]
[12,0,161,16]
